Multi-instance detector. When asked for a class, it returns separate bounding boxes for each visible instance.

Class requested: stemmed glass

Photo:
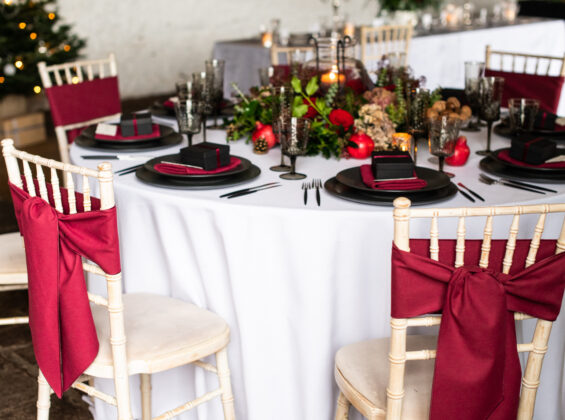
[175,80,198,101]
[280,117,311,180]
[406,87,430,164]
[508,98,539,134]
[429,116,461,175]
[258,67,274,87]
[174,99,202,147]
[270,86,293,172]
[462,61,485,132]
[205,59,225,129]
[477,76,505,155]
[192,71,214,142]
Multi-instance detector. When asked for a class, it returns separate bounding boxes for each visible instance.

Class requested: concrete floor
[0,95,168,419]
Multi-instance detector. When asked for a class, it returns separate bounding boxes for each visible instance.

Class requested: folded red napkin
[163,99,175,109]
[360,165,427,190]
[154,157,241,175]
[94,124,160,140]
[497,149,565,168]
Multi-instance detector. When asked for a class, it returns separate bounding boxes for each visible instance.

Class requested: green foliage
[378,0,441,12]
[227,87,273,141]
[0,0,86,98]
[386,77,407,127]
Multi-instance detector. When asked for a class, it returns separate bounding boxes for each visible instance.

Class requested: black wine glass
[462,61,484,132]
[429,116,461,175]
[270,86,293,172]
[174,99,202,147]
[280,117,310,180]
[192,71,214,142]
[205,59,225,129]
[476,76,505,156]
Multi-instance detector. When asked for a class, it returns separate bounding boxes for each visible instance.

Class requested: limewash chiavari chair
[360,25,413,71]
[37,54,122,165]
[270,45,314,66]
[334,197,565,420]
[2,138,236,420]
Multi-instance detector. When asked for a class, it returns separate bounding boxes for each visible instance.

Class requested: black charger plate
[489,148,565,175]
[81,124,174,144]
[144,154,251,179]
[324,177,458,206]
[480,156,565,183]
[135,164,260,190]
[493,118,565,140]
[336,166,451,194]
[75,131,182,152]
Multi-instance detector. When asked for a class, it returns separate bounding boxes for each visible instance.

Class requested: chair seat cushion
[86,293,230,378]
[0,232,27,285]
[335,335,437,420]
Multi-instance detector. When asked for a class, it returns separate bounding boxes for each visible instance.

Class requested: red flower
[329,109,354,130]
[303,98,318,119]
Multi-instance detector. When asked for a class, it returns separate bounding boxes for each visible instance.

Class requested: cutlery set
[302,179,323,206]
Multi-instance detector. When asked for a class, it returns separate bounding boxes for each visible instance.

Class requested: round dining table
[71,118,565,420]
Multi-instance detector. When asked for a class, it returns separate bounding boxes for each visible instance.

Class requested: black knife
[501,178,557,193]
[227,184,281,199]
[220,182,279,198]
[457,187,475,202]
[498,180,545,194]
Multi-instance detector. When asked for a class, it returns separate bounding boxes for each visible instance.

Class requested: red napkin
[94,123,160,141]
[163,99,175,109]
[392,239,565,420]
[154,157,241,175]
[360,165,427,190]
[497,149,565,168]
[9,181,121,398]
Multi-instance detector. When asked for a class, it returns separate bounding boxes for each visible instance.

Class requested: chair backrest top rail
[402,204,565,219]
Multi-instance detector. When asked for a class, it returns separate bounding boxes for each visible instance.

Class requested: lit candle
[262,31,273,48]
[392,133,413,158]
[320,66,345,85]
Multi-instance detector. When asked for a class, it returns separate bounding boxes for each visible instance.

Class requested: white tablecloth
[214,19,565,115]
[71,121,565,420]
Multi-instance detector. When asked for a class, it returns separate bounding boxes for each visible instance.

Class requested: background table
[214,18,565,116]
[71,123,565,420]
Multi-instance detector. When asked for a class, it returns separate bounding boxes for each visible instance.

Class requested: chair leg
[140,374,152,420]
[37,370,51,420]
[216,347,236,420]
[335,392,350,420]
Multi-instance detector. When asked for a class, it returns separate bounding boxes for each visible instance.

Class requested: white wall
[57,0,378,99]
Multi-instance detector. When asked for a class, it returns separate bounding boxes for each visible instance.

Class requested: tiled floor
[0,95,168,419]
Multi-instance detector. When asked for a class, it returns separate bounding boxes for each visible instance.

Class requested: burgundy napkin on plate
[360,165,427,190]
[154,157,241,175]
[497,149,565,168]
[163,99,175,109]
[94,123,160,141]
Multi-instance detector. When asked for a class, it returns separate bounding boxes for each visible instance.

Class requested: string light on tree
[14,59,23,69]
[33,85,41,93]
[4,63,16,75]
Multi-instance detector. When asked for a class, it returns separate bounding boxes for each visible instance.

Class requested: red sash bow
[9,182,121,397]
[391,240,565,420]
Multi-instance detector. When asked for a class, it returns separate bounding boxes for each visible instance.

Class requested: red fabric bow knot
[391,241,565,420]
[9,182,121,398]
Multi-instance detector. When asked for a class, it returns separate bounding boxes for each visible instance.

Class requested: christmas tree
[0,0,86,99]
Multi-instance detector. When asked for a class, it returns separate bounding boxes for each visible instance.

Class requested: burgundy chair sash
[391,239,565,420]
[45,76,122,143]
[484,69,564,114]
[9,182,121,397]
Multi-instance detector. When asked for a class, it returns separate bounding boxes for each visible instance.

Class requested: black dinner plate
[324,177,458,206]
[489,148,565,175]
[80,124,174,144]
[480,155,565,184]
[135,164,261,190]
[493,118,565,140]
[74,131,182,152]
[336,166,451,194]
[143,153,251,179]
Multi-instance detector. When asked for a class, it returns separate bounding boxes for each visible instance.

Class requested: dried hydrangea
[362,87,396,110]
[354,104,396,150]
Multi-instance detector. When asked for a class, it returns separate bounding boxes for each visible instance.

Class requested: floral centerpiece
[226,62,441,159]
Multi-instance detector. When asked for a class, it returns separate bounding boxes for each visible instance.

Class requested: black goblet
[280,117,310,180]
[270,86,293,172]
[406,87,430,164]
[429,116,461,175]
[205,59,225,129]
[476,76,505,156]
[174,99,202,147]
[462,61,484,132]
[192,71,214,142]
